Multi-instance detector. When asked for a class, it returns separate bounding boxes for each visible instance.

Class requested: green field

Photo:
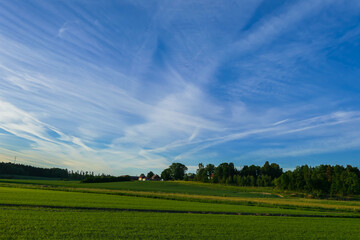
[1,186,358,217]
[0,178,279,198]
[1,179,360,239]
[1,179,359,212]
[2,208,360,240]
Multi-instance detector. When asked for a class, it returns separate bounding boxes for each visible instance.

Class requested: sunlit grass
[1,179,360,239]
[1,181,360,214]
[1,207,360,240]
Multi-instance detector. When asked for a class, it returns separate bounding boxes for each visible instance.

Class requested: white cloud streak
[0,0,359,173]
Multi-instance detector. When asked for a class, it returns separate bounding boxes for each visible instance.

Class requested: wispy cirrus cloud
[0,0,360,174]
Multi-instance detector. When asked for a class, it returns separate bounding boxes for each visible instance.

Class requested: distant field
[1,179,360,239]
[1,187,357,217]
[0,179,279,198]
[1,179,359,213]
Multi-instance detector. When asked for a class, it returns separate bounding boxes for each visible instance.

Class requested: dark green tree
[147,171,154,179]
[205,164,215,178]
[169,163,188,180]
[161,168,172,181]
[196,163,206,182]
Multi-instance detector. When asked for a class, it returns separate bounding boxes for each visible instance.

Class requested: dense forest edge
[0,161,359,197]
[0,162,95,180]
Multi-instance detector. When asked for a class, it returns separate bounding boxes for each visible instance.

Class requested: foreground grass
[1,207,359,240]
[1,180,360,239]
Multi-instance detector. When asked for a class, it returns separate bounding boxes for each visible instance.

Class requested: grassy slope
[1,180,360,239]
[0,186,356,217]
[1,179,360,213]
[1,207,359,240]
[0,179,279,198]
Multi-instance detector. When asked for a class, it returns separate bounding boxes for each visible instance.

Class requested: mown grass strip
[1,203,359,218]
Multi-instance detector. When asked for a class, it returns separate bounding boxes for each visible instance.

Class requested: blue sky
[0,0,360,175]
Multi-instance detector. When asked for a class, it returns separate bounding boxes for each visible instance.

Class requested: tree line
[160,162,282,187]
[0,162,96,180]
[2,161,359,196]
[0,162,131,183]
[161,161,360,196]
[0,162,69,179]
[81,175,131,183]
[275,165,360,197]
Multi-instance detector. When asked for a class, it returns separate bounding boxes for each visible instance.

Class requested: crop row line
[1,203,360,219]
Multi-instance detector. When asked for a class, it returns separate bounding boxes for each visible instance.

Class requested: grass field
[1,207,360,240]
[1,179,360,239]
[0,178,279,198]
[1,186,358,217]
[1,179,359,213]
